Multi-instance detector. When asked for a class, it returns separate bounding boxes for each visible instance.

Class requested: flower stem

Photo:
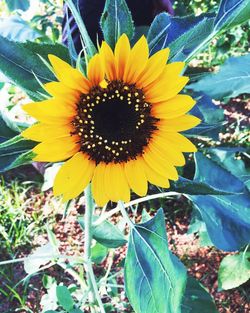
[84,184,106,313]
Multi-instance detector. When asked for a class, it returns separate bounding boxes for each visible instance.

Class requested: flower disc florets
[72,80,158,164]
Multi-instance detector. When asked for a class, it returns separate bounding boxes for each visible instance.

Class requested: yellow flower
[22,34,200,206]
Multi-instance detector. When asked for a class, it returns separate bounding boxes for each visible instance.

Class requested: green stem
[84,185,106,313]
[94,192,179,226]
[118,201,134,228]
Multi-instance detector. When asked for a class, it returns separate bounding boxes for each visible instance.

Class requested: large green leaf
[100,0,135,49]
[147,13,214,61]
[208,148,250,190]
[188,54,250,100]
[218,252,250,290]
[214,0,250,32]
[0,36,70,100]
[147,0,250,62]
[188,152,250,251]
[185,93,224,140]
[125,209,187,313]
[0,115,36,172]
[181,277,218,313]
[5,0,30,11]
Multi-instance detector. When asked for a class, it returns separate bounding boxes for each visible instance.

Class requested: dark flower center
[72,81,158,164]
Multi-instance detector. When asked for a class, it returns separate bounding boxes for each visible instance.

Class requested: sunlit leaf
[125,209,187,313]
[188,54,250,100]
[218,252,250,290]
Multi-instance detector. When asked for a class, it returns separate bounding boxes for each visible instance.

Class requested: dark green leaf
[0,36,70,100]
[218,252,250,290]
[78,216,127,248]
[188,54,250,100]
[101,0,135,49]
[171,177,235,196]
[0,16,41,42]
[147,13,214,61]
[6,0,30,11]
[181,277,218,313]
[70,309,84,313]
[208,148,250,190]
[188,153,250,251]
[56,285,74,311]
[125,209,187,313]
[91,242,108,264]
[214,0,250,32]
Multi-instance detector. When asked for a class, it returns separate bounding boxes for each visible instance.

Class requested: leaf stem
[94,192,179,226]
[84,184,105,313]
[118,201,134,227]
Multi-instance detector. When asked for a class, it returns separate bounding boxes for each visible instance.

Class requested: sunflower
[22,34,200,206]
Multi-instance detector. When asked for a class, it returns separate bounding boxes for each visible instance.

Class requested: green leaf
[185,93,224,140]
[66,0,97,57]
[0,16,41,42]
[181,277,218,313]
[69,309,84,313]
[188,54,250,100]
[78,216,127,248]
[6,0,30,11]
[0,132,36,172]
[101,0,135,49]
[91,242,108,264]
[24,242,56,275]
[214,0,250,32]
[0,36,70,100]
[147,13,215,61]
[125,209,187,313]
[218,252,250,290]
[171,177,235,196]
[147,0,250,62]
[56,285,74,312]
[208,148,250,190]
[188,153,250,251]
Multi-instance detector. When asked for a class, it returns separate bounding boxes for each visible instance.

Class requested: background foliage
[0,0,249,312]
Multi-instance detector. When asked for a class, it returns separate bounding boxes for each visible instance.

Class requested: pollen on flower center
[72,80,159,164]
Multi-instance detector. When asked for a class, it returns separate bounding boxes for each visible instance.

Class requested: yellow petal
[150,135,186,166]
[105,163,130,203]
[22,99,76,124]
[33,136,79,162]
[124,158,148,196]
[141,158,170,188]
[43,82,80,101]
[48,54,90,93]
[87,54,105,87]
[21,123,73,142]
[164,132,197,152]
[158,115,201,132]
[91,162,109,206]
[136,48,170,88]
[114,34,131,80]
[146,76,189,103]
[143,146,179,180]
[99,41,116,81]
[151,95,196,119]
[124,36,149,84]
[53,152,95,200]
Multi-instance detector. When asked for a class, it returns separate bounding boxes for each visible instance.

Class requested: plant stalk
[84,184,106,313]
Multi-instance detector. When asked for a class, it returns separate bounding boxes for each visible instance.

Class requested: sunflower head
[22,34,200,206]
